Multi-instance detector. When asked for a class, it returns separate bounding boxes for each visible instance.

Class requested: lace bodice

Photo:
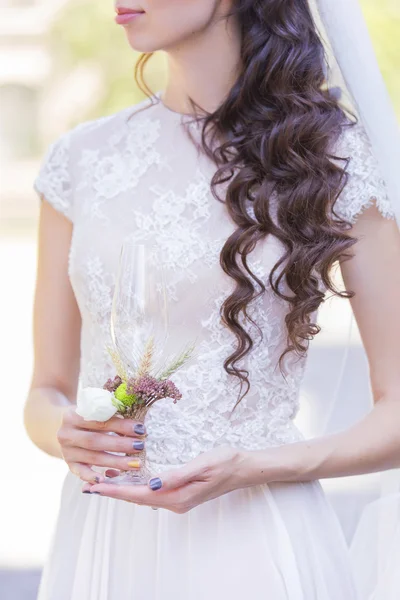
[33,93,395,468]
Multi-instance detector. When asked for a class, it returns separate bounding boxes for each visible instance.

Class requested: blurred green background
[0,1,398,597]
[48,0,400,127]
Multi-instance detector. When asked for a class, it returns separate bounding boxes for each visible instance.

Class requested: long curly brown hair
[134,0,358,408]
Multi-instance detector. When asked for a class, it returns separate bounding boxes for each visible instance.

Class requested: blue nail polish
[133,440,145,450]
[149,477,162,491]
[134,423,146,435]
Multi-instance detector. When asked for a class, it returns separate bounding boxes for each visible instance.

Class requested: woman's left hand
[85,446,251,513]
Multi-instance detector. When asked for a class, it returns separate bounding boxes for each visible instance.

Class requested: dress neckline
[154,90,190,117]
[153,90,208,127]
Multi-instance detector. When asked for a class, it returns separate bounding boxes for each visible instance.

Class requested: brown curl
[135,0,359,409]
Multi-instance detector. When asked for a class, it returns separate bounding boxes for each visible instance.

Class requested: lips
[115,6,144,15]
[115,5,145,24]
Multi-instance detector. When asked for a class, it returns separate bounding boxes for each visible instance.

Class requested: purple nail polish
[134,423,146,435]
[149,477,162,491]
[133,440,145,450]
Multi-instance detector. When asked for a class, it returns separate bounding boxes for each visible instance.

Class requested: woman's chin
[126,33,165,54]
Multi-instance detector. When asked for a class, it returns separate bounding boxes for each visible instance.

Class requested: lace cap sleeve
[332,120,396,224]
[33,131,73,222]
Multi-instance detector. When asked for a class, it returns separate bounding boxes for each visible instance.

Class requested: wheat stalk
[136,335,155,378]
[158,341,196,380]
[106,345,128,381]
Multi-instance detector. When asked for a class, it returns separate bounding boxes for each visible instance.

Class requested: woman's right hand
[57,406,147,484]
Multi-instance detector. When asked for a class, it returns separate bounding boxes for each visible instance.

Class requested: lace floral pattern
[33,95,394,466]
[332,121,396,224]
[77,117,162,222]
[33,130,73,221]
[33,115,116,221]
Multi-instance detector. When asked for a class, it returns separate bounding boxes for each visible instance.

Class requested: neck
[161,12,241,116]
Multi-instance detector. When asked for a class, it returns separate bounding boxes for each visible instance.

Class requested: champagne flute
[108,240,170,485]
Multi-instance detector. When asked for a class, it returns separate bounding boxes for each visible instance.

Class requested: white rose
[76,387,118,422]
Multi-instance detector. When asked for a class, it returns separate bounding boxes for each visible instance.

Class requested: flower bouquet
[77,338,196,484]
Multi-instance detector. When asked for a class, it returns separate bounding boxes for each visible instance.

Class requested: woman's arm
[246,202,400,485]
[24,199,81,458]
[87,203,400,510]
[88,202,400,508]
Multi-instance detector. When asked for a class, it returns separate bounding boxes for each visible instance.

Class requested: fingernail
[149,477,162,491]
[90,491,101,495]
[134,423,146,435]
[94,476,100,483]
[133,440,145,450]
[128,460,141,469]
[82,490,91,494]
[105,469,118,478]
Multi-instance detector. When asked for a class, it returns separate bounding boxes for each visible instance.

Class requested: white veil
[299,1,400,598]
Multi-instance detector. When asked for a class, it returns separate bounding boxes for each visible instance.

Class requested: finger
[89,482,196,512]
[89,481,202,512]
[148,465,202,493]
[69,462,104,484]
[81,482,93,493]
[89,482,156,505]
[65,430,146,454]
[66,449,143,472]
[66,411,147,438]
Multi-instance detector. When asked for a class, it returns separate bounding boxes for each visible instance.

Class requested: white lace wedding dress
[33,92,395,600]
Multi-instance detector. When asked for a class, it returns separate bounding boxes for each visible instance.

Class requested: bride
[24,1,400,599]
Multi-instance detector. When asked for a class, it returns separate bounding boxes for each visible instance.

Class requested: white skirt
[37,469,360,600]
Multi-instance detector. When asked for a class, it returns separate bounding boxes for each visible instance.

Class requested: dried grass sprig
[136,335,155,378]
[158,341,197,380]
[106,345,128,382]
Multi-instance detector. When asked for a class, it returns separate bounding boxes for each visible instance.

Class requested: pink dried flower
[127,374,182,405]
[160,379,182,403]
[103,375,123,393]
[130,374,163,400]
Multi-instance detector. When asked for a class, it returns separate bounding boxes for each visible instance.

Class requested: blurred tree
[361,0,400,116]
[48,0,166,123]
